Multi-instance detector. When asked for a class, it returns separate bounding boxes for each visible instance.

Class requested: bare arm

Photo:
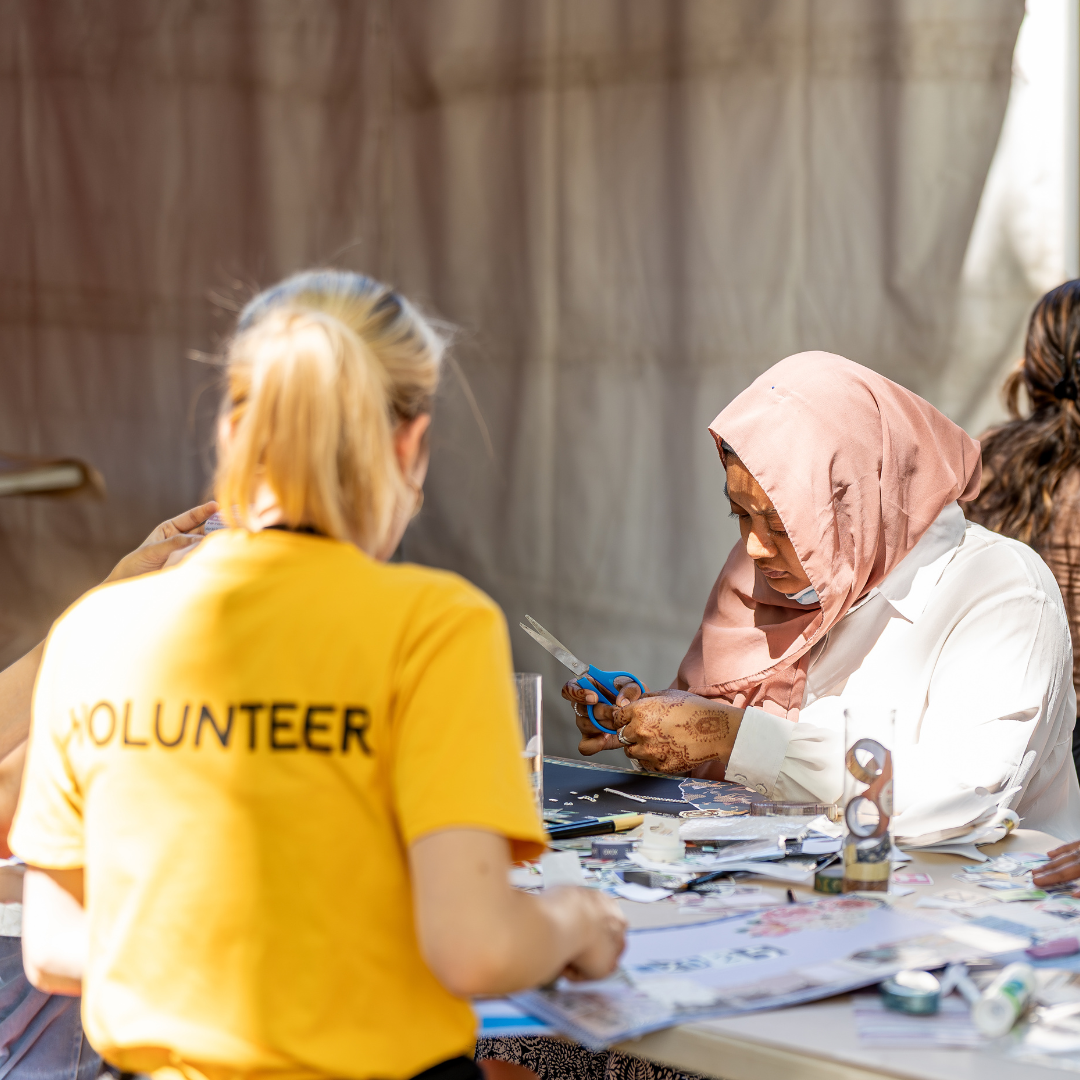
[0,742,27,855]
[0,502,218,799]
[22,866,85,996]
[410,828,626,998]
[25,830,627,1001]
[0,648,44,762]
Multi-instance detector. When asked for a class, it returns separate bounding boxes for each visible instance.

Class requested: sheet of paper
[853,993,984,1048]
[892,786,1019,844]
[630,838,784,874]
[720,858,824,883]
[514,896,991,1048]
[906,844,988,862]
[679,816,810,842]
[802,837,843,854]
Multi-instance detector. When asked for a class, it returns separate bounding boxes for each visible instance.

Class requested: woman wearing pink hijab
[565,352,1080,838]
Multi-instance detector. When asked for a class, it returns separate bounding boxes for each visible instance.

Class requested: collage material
[514,897,1026,1048]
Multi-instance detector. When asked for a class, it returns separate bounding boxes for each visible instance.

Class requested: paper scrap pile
[892,786,1022,856]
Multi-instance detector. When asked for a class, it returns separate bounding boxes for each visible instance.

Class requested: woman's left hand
[612,685,743,774]
[1032,841,1080,887]
[104,501,219,583]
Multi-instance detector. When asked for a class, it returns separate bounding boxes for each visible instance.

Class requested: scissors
[519,615,645,735]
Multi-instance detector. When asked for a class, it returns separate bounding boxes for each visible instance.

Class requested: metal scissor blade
[519,615,589,678]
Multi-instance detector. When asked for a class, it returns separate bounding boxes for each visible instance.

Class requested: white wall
[942,0,1080,435]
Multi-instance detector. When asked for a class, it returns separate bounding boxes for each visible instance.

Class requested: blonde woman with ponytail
[11,271,626,1080]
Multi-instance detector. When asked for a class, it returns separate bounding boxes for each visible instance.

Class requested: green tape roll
[880,971,940,1015]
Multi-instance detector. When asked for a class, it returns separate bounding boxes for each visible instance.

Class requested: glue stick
[972,962,1034,1037]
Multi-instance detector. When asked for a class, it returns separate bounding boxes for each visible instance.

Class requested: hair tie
[1054,375,1079,401]
[1049,341,1078,401]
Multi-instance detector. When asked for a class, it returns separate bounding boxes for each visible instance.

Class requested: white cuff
[725,706,793,795]
[0,902,21,938]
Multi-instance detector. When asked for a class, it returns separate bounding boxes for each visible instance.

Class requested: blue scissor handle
[580,666,646,734]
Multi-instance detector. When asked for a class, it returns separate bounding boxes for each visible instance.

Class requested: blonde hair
[215,271,444,553]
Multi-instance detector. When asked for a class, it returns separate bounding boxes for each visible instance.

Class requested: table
[610,828,1069,1080]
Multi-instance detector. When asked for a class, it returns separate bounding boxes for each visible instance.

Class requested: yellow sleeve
[9,624,86,869]
[391,583,546,862]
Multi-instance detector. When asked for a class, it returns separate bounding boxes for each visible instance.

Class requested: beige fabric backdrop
[0,1,1023,758]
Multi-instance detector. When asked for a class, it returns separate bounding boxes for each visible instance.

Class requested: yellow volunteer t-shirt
[11,529,546,1080]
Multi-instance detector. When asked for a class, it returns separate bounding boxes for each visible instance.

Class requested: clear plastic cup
[515,673,543,816]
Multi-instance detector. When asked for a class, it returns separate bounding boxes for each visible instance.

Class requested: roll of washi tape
[592,837,633,862]
[814,865,844,894]
[880,970,940,1015]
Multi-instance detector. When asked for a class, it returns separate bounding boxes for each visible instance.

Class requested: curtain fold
[0,0,1023,758]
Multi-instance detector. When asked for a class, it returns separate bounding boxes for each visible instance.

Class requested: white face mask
[787,585,819,605]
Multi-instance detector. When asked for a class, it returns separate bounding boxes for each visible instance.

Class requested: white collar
[870,501,967,622]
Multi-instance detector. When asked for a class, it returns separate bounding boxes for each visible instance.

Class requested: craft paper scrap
[893,873,932,885]
[724,858,829,884]
[1037,897,1080,920]
[541,850,584,888]
[915,889,994,910]
[679,817,810,843]
[613,883,673,904]
[991,889,1048,903]
[630,838,784,874]
[801,838,843,855]
[509,866,542,890]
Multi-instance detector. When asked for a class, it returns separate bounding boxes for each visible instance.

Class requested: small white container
[639,813,686,863]
[972,962,1034,1037]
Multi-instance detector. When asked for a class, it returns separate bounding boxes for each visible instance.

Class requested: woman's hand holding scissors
[564,678,744,774]
[562,675,648,755]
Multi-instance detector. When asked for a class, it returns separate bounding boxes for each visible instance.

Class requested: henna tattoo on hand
[687,709,729,740]
[622,694,737,774]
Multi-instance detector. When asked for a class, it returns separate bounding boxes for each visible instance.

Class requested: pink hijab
[675,352,981,722]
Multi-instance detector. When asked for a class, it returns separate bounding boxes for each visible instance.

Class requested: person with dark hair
[967,279,1080,778]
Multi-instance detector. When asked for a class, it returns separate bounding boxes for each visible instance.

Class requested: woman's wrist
[612,691,743,774]
[682,701,743,769]
[535,886,590,969]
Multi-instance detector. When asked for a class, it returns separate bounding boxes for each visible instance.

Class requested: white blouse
[724,502,1080,840]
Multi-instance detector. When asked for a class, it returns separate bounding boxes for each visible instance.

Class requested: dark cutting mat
[542,756,760,820]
